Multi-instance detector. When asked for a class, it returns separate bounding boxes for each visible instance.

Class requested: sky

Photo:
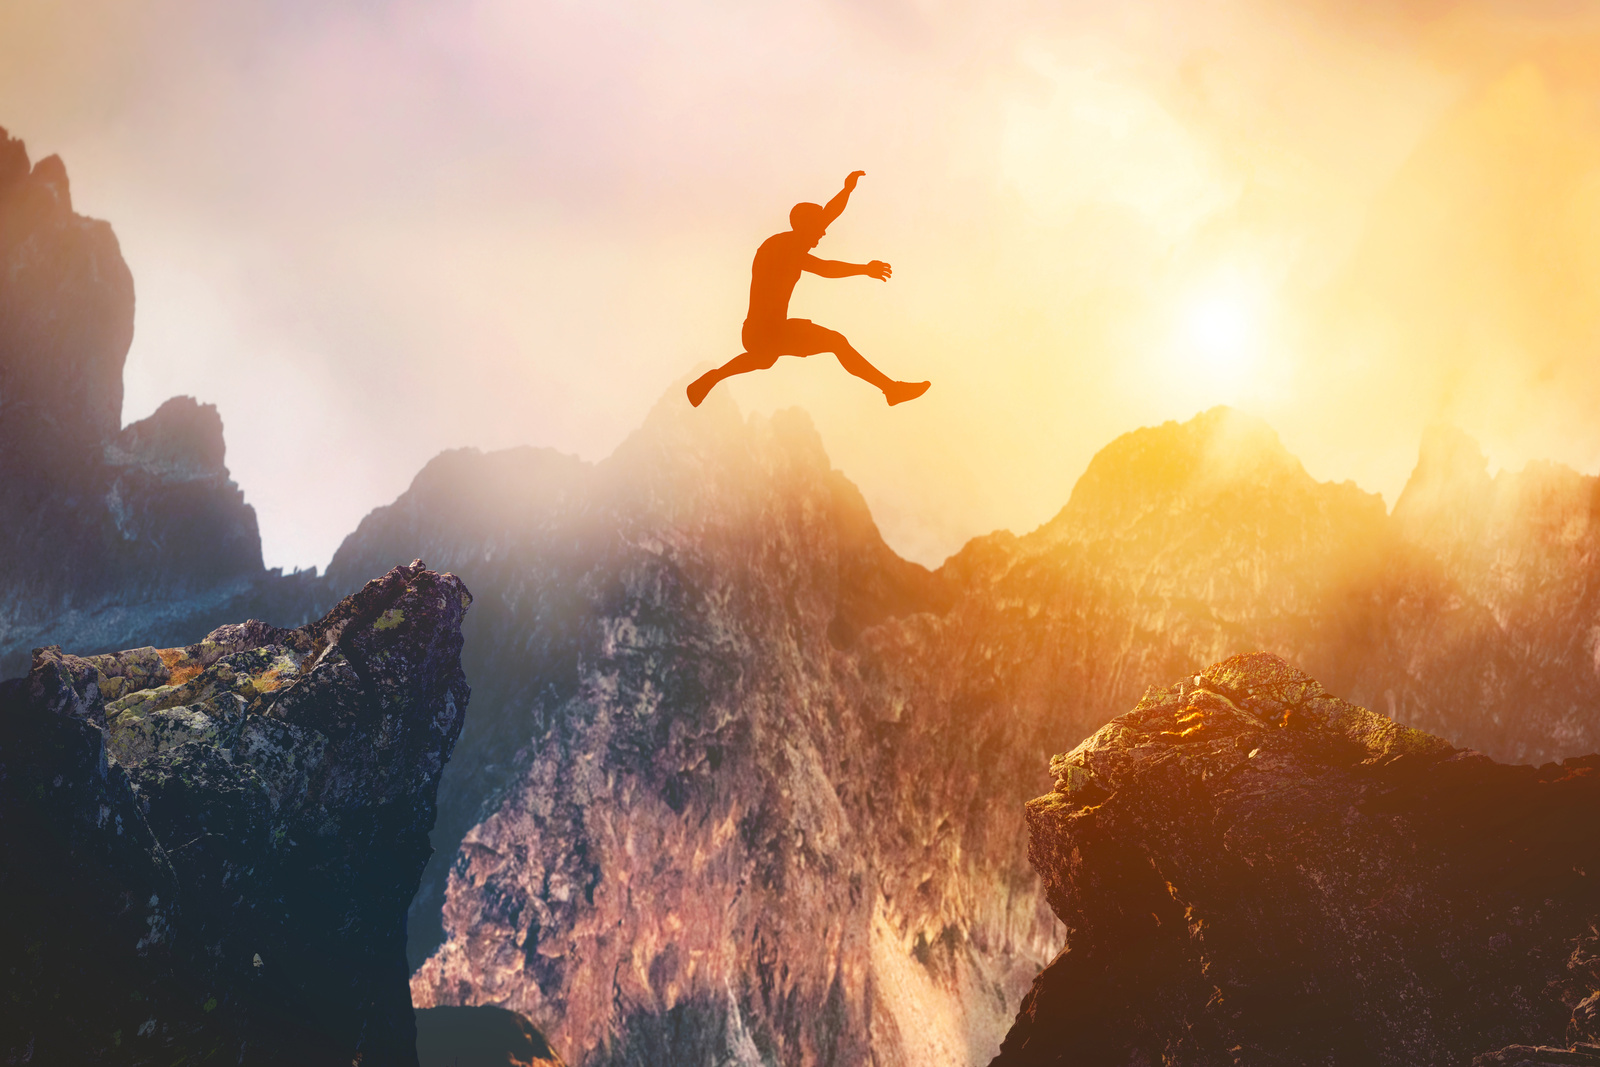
[5,0,1600,570]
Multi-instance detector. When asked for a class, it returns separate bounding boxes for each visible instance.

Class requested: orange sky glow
[5,0,1600,568]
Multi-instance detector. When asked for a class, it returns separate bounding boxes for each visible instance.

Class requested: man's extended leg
[687,351,779,407]
[801,323,930,406]
[829,336,895,392]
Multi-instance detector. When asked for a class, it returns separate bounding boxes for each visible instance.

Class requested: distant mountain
[8,123,1600,1067]
[333,397,1045,1066]
[326,395,1600,1065]
[0,126,329,678]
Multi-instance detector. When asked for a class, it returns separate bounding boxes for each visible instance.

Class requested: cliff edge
[0,560,471,1067]
[992,652,1600,1066]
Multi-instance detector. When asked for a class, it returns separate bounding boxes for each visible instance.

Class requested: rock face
[0,126,130,468]
[992,652,1600,1067]
[334,398,1055,1066]
[323,398,1600,1067]
[0,561,471,1066]
[0,126,328,678]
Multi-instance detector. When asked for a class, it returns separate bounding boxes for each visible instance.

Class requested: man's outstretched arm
[820,170,865,226]
[803,256,892,280]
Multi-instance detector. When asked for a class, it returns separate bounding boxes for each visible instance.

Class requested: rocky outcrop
[314,394,1600,1067]
[0,561,471,1066]
[0,126,329,678]
[991,652,1600,1066]
[336,398,1049,1067]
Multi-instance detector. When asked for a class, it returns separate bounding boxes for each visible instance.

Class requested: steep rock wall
[333,396,1052,1067]
[0,126,329,678]
[0,561,471,1067]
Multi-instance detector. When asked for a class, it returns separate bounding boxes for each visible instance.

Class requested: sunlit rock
[992,652,1600,1066]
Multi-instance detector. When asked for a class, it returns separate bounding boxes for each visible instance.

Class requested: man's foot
[687,372,719,408]
[883,380,930,406]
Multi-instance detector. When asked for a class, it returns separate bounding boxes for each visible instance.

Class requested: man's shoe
[687,373,717,408]
[884,380,931,406]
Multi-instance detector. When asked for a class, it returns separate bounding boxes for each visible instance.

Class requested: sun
[1178,285,1263,385]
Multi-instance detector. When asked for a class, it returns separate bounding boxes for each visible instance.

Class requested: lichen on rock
[0,559,472,1067]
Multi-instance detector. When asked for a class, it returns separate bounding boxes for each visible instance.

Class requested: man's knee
[817,328,850,353]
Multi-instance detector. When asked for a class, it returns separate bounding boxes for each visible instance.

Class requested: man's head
[789,202,827,246]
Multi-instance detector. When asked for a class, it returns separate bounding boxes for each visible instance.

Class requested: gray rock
[0,560,472,1066]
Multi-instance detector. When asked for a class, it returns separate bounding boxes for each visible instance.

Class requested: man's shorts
[742,318,844,357]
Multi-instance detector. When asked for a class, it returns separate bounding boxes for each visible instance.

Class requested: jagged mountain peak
[1395,423,1599,565]
[0,128,326,679]
[0,125,133,466]
[1033,406,1382,548]
[105,395,230,480]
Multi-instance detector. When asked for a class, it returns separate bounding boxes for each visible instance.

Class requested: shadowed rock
[416,1005,566,1067]
[992,652,1600,1067]
[0,560,471,1067]
[0,126,330,678]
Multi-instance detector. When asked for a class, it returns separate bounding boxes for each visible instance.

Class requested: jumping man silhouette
[687,171,930,408]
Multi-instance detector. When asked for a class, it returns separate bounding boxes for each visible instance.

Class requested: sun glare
[1178,287,1262,385]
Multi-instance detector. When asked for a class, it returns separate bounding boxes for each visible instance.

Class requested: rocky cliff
[333,397,1054,1066]
[0,561,471,1066]
[328,398,1600,1066]
[992,652,1600,1066]
[11,121,1600,1067]
[0,126,329,678]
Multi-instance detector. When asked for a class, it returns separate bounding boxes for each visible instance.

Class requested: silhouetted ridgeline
[0,126,330,678]
[993,652,1600,1065]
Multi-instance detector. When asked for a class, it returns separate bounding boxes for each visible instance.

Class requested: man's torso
[746,231,806,329]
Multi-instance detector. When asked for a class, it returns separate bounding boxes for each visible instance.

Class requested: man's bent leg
[687,350,780,407]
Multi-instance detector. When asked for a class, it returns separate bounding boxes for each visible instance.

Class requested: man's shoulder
[755,231,802,258]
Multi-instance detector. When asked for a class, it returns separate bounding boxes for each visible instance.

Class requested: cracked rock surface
[0,560,471,1067]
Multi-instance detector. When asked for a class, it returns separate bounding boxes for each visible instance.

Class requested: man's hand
[865,260,891,281]
[843,170,865,192]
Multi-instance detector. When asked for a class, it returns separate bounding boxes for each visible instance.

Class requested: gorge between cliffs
[5,125,1600,1066]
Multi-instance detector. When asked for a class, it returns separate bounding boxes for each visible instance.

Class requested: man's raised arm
[820,170,865,226]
